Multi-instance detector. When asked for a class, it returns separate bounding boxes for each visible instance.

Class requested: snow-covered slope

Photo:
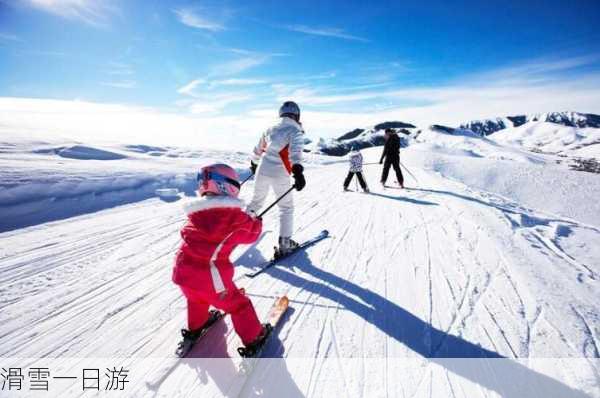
[489,121,600,157]
[460,111,600,137]
[0,138,244,232]
[1,128,599,397]
[0,137,331,232]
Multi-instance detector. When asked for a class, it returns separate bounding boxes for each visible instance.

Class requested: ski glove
[250,161,257,175]
[291,164,306,191]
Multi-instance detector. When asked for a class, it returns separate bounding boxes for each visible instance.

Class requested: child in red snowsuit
[172,163,266,348]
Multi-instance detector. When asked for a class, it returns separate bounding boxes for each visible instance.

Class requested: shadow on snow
[236,241,590,397]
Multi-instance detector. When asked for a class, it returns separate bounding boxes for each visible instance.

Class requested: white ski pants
[247,171,294,238]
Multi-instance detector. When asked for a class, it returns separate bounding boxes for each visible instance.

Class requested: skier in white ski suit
[247,101,306,255]
[343,147,369,192]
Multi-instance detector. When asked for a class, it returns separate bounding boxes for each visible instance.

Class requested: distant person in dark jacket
[379,128,404,188]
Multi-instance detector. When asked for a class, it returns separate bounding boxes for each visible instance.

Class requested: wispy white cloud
[209,78,266,87]
[176,73,262,113]
[18,49,67,57]
[108,62,134,76]
[277,56,600,105]
[210,56,269,77]
[305,71,337,80]
[101,62,136,88]
[188,92,254,114]
[23,0,117,27]
[227,48,255,56]
[0,32,22,42]
[226,47,290,58]
[269,55,600,131]
[176,76,261,114]
[175,90,256,114]
[177,79,205,96]
[174,8,225,32]
[101,80,136,89]
[286,25,369,43]
[462,54,600,86]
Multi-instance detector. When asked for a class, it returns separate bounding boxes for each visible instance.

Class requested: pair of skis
[176,295,289,359]
[146,295,289,391]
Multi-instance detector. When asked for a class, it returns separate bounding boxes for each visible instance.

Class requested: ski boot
[237,324,273,358]
[343,186,350,192]
[274,237,300,259]
[364,186,370,193]
[175,309,222,357]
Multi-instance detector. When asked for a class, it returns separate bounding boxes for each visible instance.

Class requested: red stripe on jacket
[279,145,292,174]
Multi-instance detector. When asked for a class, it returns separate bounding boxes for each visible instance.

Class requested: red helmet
[197,163,240,197]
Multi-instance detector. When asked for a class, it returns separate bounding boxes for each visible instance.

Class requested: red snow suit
[172,196,263,345]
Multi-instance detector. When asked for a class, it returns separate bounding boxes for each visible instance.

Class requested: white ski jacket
[251,117,305,177]
[348,150,363,173]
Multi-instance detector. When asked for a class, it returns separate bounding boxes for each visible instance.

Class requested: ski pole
[239,173,253,187]
[257,186,295,218]
[363,162,380,165]
[399,161,419,185]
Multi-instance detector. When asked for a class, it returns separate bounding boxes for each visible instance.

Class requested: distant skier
[379,128,404,188]
[343,147,369,192]
[248,101,306,257]
[172,163,271,355]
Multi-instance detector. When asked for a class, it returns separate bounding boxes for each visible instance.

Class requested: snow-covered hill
[460,111,600,136]
[0,137,331,232]
[314,121,415,156]
[1,127,599,397]
[312,112,600,162]
[488,121,600,158]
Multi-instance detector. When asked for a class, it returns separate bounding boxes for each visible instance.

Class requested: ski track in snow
[1,149,599,397]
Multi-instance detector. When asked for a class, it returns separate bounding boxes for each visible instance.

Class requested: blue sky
[1,0,600,147]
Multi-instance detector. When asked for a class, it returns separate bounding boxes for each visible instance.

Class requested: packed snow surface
[0,130,599,397]
[490,121,600,157]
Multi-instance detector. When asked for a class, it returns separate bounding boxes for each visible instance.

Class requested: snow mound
[124,144,169,154]
[0,138,333,232]
[32,145,128,160]
[490,121,600,157]
[155,188,180,198]
[58,145,128,160]
[414,126,545,164]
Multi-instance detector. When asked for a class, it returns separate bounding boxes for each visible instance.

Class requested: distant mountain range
[315,121,415,156]
[314,111,600,156]
[459,112,600,136]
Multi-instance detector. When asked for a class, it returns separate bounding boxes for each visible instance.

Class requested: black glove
[291,164,306,191]
[250,161,257,175]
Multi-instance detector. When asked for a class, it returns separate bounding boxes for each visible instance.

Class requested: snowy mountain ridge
[315,111,600,157]
[460,111,600,136]
[315,121,415,156]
